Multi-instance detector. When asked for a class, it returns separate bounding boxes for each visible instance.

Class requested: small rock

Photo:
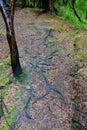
[26,85,31,90]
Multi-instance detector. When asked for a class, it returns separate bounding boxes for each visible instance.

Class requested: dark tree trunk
[0,0,22,77]
[21,0,26,8]
[86,10,87,19]
[42,0,49,12]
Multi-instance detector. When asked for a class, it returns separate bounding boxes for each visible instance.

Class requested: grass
[70,37,87,77]
[70,40,87,130]
[0,107,17,130]
[0,59,14,129]
[10,67,28,84]
[72,41,87,62]
[0,56,25,130]
[48,36,59,53]
[71,120,79,129]
[59,1,87,30]
[0,56,10,85]
[0,28,5,36]
[0,57,11,127]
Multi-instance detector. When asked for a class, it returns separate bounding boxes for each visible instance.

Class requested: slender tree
[0,0,22,77]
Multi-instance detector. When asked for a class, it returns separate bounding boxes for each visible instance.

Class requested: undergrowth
[0,57,16,130]
[59,1,87,30]
[67,29,87,129]
[0,56,10,85]
[0,57,28,130]
[11,67,28,84]
[0,27,5,36]
[70,39,87,76]
[47,36,59,54]
[0,107,17,130]
[71,40,87,65]
[70,38,87,129]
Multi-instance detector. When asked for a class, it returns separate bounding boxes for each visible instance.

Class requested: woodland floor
[0,8,87,130]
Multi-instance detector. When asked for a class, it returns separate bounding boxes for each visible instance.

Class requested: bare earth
[0,8,87,130]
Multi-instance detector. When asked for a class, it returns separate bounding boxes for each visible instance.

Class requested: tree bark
[0,0,22,77]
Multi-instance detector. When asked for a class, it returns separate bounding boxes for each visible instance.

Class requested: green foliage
[0,56,10,85]
[70,38,87,74]
[20,0,87,30]
[15,69,28,84]
[0,57,25,129]
[59,0,87,30]
[11,67,28,84]
[21,0,41,8]
[0,56,11,114]
[0,56,16,129]
[0,28,5,36]
[71,120,78,128]
[48,36,59,53]
[74,41,83,50]
[0,107,16,130]
[0,56,18,129]
[72,40,87,62]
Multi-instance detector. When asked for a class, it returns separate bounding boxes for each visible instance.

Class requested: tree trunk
[0,0,22,77]
[42,0,49,12]
[86,10,87,19]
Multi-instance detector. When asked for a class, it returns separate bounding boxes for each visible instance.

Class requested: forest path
[11,9,73,130]
[0,8,86,130]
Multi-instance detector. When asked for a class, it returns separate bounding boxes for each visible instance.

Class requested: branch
[69,0,85,23]
[0,0,12,35]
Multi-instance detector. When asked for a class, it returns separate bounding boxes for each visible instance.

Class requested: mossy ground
[0,57,28,130]
[0,57,15,130]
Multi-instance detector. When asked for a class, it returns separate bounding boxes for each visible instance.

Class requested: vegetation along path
[0,8,87,130]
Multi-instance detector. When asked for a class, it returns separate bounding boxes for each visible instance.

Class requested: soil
[0,8,87,130]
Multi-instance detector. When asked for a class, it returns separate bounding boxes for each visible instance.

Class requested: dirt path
[0,8,86,130]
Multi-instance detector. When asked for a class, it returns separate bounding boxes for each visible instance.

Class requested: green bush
[59,0,87,30]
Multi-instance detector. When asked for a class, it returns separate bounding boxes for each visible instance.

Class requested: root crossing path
[0,9,75,130]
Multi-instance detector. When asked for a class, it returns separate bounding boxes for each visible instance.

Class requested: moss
[0,56,10,86]
[48,36,59,53]
[71,121,78,128]
[74,41,83,50]
[0,107,17,130]
[16,71,28,83]
[1,84,10,98]
[0,76,9,86]
[59,2,87,30]
[66,31,77,37]
[0,105,3,119]
[72,51,87,62]
[70,38,87,79]
[11,67,28,84]
[0,28,5,36]
[0,56,10,74]
[0,56,11,102]
[0,57,16,130]
[71,40,87,66]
